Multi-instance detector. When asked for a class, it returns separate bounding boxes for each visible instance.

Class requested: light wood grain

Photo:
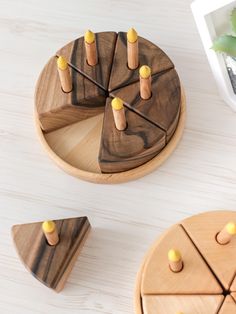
[141,224,222,295]
[3,0,236,313]
[182,210,236,291]
[142,295,223,314]
[219,296,236,313]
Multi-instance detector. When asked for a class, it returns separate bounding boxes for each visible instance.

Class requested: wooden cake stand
[35,31,186,184]
[134,210,236,314]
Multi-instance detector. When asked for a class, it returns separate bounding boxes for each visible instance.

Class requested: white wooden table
[1,0,236,313]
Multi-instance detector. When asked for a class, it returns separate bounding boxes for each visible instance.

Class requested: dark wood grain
[56,32,117,90]
[108,32,174,92]
[98,98,166,173]
[111,69,181,142]
[35,56,106,133]
[12,217,91,292]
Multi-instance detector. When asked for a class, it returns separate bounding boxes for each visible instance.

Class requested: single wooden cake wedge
[111,69,181,142]
[98,97,166,173]
[56,32,117,90]
[108,32,174,91]
[35,56,106,132]
[141,224,222,295]
[12,216,91,292]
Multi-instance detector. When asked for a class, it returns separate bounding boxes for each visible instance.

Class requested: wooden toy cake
[35,29,186,183]
[135,210,236,314]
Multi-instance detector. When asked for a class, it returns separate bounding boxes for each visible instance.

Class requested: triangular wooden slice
[12,217,91,292]
[218,296,236,313]
[111,69,181,141]
[142,295,223,314]
[98,97,166,173]
[35,56,106,133]
[141,225,222,295]
[108,32,174,91]
[182,210,236,291]
[56,32,117,90]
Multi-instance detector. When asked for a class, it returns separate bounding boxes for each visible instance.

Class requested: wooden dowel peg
[168,249,183,273]
[139,65,152,100]
[127,28,139,70]
[42,220,59,246]
[111,97,127,131]
[84,29,98,66]
[57,56,72,93]
[216,222,236,245]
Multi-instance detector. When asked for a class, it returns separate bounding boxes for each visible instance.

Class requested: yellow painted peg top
[226,222,236,235]
[127,28,138,43]
[57,56,68,71]
[85,29,95,44]
[168,249,181,262]
[42,220,56,234]
[139,65,151,79]
[111,97,124,110]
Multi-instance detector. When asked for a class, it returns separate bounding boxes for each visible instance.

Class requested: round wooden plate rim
[35,87,186,184]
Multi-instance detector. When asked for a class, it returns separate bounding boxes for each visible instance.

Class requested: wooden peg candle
[57,56,72,93]
[139,65,152,99]
[127,28,139,69]
[216,222,236,245]
[168,249,183,273]
[111,97,127,131]
[42,220,59,246]
[84,30,98,66]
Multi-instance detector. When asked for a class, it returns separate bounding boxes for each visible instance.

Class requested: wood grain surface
[56,32,117,90]
[182,210,236,291]
[108,32,174,91]
[141,224,222,295]
[218,296,236,314]
[12,217,91,292]
[98,98,166,173]
[35,56,106,132]
[142,295,223,314]
[111,69,181,141]
[3,0,236,313]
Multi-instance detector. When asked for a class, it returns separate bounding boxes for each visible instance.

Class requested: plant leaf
[231,8,236,34]
[212,35,236,57]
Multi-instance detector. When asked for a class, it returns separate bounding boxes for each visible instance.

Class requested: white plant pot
[191,0,236,111]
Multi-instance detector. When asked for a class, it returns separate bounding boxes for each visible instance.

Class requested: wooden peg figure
[139,65,152,99]
[111,97,127,131]
[127,28,139,69]
[84,29,98,66]
[168,249,183,273]
[216,222,236,245]
[42,220,59,246]
[57,56,72,93]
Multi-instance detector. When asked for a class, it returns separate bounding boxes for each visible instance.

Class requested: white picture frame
[191,0,236,111]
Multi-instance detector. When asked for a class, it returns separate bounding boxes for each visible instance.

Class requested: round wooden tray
[35,86,186,184]
[134,210,236,314]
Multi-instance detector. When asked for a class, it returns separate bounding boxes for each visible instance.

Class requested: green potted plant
[212,8,236,93]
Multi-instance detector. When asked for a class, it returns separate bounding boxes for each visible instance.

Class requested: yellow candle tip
[42,221,55,233]
[57,56,68,70]
[226,222,236,235]
[168,249,181,262]
[127,28,138,43]
[139,65,151,79]
[85,30,95,44]
[111,97,124,110]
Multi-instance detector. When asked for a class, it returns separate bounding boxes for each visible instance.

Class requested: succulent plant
[212,8,236,57]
